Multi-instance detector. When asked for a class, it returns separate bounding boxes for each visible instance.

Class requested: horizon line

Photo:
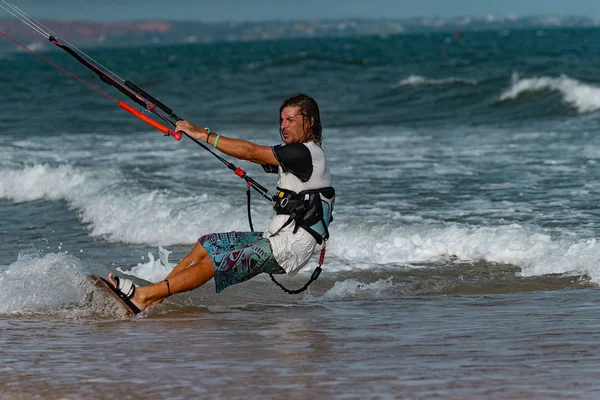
[1,14,599,24]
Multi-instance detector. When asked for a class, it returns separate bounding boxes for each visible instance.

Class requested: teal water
[1,27,600,398]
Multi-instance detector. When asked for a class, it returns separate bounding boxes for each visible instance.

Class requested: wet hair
[279,93,323,145]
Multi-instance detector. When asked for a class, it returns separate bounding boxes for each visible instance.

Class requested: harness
[266,186,335,294]
[272,187,335,244]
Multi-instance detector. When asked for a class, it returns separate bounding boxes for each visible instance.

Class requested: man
[106,94,334,313]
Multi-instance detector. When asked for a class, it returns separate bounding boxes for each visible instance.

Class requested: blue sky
[2,0,599,21]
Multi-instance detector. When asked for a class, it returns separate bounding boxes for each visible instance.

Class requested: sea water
[2,28,600,398]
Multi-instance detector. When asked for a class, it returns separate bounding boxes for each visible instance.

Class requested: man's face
[280,106,307,144]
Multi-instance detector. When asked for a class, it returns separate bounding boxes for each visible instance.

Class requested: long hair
[279,93,323,145]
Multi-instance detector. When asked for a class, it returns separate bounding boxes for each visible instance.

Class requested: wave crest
[499,73,600,113]
[392,74,477,88]
[0,164,261,246]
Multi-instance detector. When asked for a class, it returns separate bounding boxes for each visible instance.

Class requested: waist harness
[272,186,335,244]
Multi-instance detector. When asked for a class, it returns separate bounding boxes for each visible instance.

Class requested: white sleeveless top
[265,142,331,274]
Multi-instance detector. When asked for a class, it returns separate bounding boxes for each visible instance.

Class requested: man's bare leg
[144,241,209,307]
[108,242,216,312]
[165,241,209,278]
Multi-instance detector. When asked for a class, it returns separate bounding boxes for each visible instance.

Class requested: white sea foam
[0,250,91,315]
[392,75,477,88]
[0,164,270,246]
[0,249,160,317]
[117,246,176,283]
[499,73,600,113]
[3,163,600,284]
[0,164,90,203]
[320,277,396,301]
[3,226,597,315]
[115,221,595,285]
[327,221,600,282]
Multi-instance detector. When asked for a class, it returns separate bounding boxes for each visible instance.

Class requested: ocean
[2,27,600,398]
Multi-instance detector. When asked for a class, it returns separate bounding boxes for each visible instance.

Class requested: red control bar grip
[118,101,181,140]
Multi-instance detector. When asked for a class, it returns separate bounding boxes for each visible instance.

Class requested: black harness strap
[269,244,326,295]
[246,182,254,232]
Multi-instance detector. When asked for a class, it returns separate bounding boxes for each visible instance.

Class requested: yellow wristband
[213,134,220,149]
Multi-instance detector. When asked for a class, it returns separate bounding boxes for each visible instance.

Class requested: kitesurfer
[107,93,335,312]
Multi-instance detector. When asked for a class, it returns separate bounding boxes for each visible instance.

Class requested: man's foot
[107,273,146,313]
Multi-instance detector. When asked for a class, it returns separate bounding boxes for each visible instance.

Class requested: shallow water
[3,290,600,399]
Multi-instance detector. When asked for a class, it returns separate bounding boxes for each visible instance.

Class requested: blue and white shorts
[199,231,285,293]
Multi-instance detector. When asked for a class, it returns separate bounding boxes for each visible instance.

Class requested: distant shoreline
[1,15,599,50]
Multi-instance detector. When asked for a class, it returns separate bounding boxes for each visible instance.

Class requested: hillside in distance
[1,15,599,50]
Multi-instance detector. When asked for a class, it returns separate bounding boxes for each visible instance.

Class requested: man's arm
[175,120,279,166]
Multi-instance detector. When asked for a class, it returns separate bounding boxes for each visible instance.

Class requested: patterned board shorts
[198,231,286,293]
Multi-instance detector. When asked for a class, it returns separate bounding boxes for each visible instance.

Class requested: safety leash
[268,244,326,295]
